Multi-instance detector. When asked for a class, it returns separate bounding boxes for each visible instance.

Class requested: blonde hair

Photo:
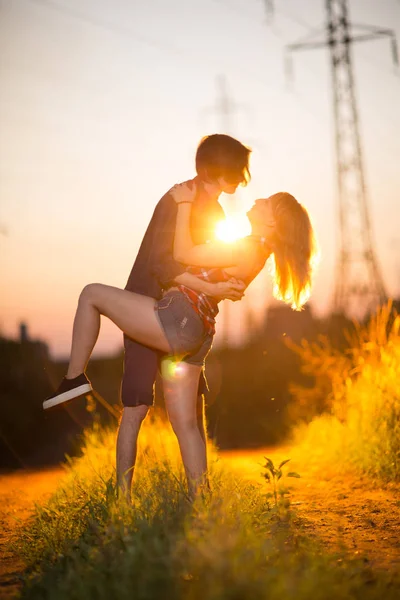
[268,192,319,310]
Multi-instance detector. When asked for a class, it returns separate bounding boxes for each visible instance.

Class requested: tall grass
[289,302,400,482]
[14,414,399,599]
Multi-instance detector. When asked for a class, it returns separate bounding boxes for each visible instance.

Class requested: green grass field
[11,303,400,599]
[12,417,399,600]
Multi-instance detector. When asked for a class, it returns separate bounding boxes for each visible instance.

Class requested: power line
[261,4,400,156]
[27,0,184,57]
[15,0,353,138]
[213,0,400,143]
[275,2,400,79]
[13,1,399,178]
[216,0,400,81]
[22,0,269,92]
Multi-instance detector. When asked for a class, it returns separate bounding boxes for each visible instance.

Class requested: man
[117,134,251,498]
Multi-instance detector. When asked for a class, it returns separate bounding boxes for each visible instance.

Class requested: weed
[262,457,300,518]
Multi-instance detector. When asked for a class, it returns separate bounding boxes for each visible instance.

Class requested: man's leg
[116,336,158,501]
[196,394,207,447]
[116,405,148,500]
[196,368,209,448]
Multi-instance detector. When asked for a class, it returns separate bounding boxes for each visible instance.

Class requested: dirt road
[1,449,400,598]
[0,468,65,599]
[220,447,400,572]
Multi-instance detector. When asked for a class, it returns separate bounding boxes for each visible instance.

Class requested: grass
[288,302,400,483]
[13,414,400,599]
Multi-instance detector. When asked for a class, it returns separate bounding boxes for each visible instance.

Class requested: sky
[1,0,399,358]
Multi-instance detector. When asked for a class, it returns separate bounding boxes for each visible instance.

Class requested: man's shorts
[121,291,213,408]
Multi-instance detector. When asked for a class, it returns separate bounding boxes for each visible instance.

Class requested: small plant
[262,457,300,517]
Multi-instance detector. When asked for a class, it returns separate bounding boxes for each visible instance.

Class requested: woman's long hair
[268,192,319,310]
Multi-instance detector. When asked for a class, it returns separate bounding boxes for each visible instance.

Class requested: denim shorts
[154,290,214,367]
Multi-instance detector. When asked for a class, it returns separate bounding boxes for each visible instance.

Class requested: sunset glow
[215,215,252,243]
[1,0,399,358]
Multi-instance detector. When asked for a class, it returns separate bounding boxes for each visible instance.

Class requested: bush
[289,302,400,482]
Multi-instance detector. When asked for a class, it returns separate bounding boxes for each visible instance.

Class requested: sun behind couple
[171,181,319,312]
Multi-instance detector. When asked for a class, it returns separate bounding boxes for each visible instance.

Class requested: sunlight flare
[215,215,251,242]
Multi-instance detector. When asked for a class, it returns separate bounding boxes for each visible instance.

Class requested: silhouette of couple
[43,134,318,500]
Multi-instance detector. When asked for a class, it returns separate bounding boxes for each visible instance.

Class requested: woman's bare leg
[66,283,170,378]
[162,360,207,499]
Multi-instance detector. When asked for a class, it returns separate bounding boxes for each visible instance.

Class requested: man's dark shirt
[122,178,225,407]
[125,178,225,296]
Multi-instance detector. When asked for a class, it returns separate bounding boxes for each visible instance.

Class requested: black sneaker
[43,373,93,411]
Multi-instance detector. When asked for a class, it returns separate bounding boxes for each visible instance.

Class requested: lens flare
[161,358,186,382]
[215,215,251,243]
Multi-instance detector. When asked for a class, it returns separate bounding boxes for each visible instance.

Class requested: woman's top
[177,236,271,336]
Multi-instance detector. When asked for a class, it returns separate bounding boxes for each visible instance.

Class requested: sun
[215,215,251,243]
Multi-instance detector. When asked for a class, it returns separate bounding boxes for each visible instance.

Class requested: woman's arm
[174,271,245,301]
[171,183,244,267]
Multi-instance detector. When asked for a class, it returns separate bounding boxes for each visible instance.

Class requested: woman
[44,183,318,498]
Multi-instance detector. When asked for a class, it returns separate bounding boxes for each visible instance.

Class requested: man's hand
[170,181,197,204]
[208,278,246,302]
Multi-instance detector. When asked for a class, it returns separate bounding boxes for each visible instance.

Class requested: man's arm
[170,182,253,267]
[151,181,228,288]
[150,194,187,288]
[152,180,241,286]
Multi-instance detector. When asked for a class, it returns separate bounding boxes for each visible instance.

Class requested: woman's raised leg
[43,283,172,410]
[67,283,170,378]
[162,360,207,500]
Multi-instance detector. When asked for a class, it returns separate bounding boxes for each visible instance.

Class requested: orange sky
[1,0,399,357]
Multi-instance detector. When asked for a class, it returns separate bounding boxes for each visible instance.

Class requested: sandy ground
[1,449,400,598]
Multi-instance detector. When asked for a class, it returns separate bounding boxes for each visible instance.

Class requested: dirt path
[1,451,399,598]
[220,447,400,572]
[0,468,65,599]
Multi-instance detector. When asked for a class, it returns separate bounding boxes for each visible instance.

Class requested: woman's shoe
[43,373,92,410]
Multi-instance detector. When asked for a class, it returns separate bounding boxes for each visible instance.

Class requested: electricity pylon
[270,1,398,316]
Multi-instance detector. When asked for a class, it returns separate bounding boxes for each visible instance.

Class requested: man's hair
[195,134,251,185]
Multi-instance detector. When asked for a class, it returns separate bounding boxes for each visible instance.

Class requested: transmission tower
[270,1,398,316]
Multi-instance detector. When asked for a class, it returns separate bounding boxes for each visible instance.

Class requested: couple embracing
[43,134,318,500]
